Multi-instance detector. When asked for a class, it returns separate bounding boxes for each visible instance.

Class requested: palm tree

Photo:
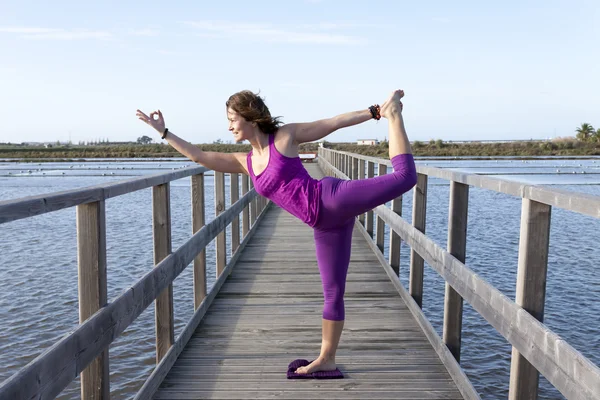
[576,123,595,141]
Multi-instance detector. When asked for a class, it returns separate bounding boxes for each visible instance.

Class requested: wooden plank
[508,199,552,400]
[154,390,463,400]
[0,165,209,224]
[376,163,387,252]
[443,181,468,362]
[76,200,109,399]
[153,183,174,363]
[215,172,226,277]
[409,173,427,308]
[191,173,206,309]
[372,202,600,400]
[0,190,257,400]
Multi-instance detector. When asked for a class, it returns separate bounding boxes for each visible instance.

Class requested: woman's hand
[136,109,166,134]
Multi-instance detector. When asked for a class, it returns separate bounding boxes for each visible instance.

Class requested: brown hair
[226,90,282,134]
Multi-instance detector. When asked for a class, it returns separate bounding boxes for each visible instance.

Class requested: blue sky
[1,0,599,144]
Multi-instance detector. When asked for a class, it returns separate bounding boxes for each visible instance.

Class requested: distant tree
[213,138,223,144]
[137,135,153,145]
[575,123,595,141]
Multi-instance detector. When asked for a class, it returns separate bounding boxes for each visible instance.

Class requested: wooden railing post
[443,181,469,362]
[242,174,250,237]
[230,173,240,254]
[509,199,552,400]
[249,179,257,226]
[77,200,109,400]
[352,157,358,180]
[191,173,206,309]
[389,194,403,275]
[366,161,375,237]
[345,154,351,176]
[152,183,174,363]
[409,173,427,307]
[358,159,366,225]
[215,171,226,277]
[376,163,388,252]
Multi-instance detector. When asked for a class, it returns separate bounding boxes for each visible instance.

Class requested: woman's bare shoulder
[274,125,299,157]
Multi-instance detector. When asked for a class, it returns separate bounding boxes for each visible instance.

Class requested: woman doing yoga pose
[136,89,416,376]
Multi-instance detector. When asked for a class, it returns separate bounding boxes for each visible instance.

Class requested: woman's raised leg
[381,89,412,159]
[318,89,417,222]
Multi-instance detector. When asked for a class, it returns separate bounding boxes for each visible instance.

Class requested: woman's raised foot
[380,89,404,119]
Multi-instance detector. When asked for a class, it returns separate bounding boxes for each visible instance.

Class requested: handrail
[0,165,209,224]
[318,148,600,400]
[322,148,600,218]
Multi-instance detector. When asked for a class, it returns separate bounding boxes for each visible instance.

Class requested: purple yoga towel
[286,359,344,379]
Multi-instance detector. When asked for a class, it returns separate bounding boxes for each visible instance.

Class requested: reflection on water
[1,156,599,399]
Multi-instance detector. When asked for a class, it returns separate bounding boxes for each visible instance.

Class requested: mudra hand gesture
[136,109,166,135]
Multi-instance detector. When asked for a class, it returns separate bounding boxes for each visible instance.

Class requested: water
[1,157,599,399]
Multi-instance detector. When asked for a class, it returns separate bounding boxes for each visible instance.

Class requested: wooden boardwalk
[152,165,464,399]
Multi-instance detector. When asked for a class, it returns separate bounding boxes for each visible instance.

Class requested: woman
[136,89,416,376]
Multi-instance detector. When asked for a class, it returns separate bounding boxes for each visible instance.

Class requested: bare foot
[380,89,404,119]
[295,356,337,374]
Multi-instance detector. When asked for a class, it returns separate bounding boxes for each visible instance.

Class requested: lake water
[1,156,599,399]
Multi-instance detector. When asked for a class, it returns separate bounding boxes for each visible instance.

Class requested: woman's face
[227,108,254,143]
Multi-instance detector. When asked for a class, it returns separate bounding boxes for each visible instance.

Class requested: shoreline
[0,140,599,162]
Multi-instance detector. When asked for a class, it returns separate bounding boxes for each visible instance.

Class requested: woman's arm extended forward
[136,109,248,174]
[290,109,373,144]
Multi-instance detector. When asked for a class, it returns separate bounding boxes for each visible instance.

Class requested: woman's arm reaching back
[290,109,373,144]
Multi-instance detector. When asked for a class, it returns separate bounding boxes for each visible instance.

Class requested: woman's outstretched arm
[136,109,248,174]
[290,109,374,144]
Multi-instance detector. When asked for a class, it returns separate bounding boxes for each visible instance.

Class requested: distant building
[357,139,379,146]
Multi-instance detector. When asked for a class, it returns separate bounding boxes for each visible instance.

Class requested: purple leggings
[313,154,417,320]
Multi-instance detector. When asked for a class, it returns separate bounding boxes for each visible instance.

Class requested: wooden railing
[318,147,600,400]
[0,166,270,399]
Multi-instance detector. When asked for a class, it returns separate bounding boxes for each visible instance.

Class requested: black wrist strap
[161,128,169,139]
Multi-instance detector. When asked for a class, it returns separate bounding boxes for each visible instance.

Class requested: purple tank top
[247,133,321,227]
